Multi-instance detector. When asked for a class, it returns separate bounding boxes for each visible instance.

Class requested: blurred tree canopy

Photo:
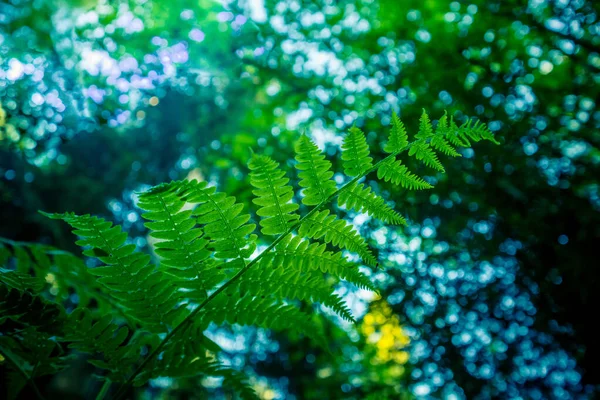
[1,0,599,398]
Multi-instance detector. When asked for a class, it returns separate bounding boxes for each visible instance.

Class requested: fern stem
[0,346,47,400]
[95,379,111,400]
[114,140,417,400]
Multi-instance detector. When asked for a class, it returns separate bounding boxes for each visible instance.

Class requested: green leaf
[294,135,337,205]
[377,158,434,190]
[341,127,373,177]
[383,112,408,154]
[248,154,300,235]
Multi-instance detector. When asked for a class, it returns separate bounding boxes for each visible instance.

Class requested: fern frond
[415,109,434,140]
[460,118,499,144]
[66,308,143,380]
[198,291,328,349]
[0,284,70,393]
[238,267,354,322]
[445,115,499,147]
[248,154,300,235]
[0,285,64,335]
[294,135,337,205]
[40,212,180,331]
[299,210,377,267]
[430,112,461,157]
[383,112,408,154]
[377,158,434,190]
[408,141,445,172]
[341,127,373,177]
[139,323,257,398]
[181,179,257,260]
[262,234,377,292]
[138,181,224,300]
[0,268,44,293]
[338,182,406,225]
[0,238,129,320]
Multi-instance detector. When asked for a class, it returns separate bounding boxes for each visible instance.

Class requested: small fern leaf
[415,109,434,140]
[294,135,337,205]
[461,118,499,144]
[138,181,221,300]
[181,180,257,259]
[67,308,160,382]
[0,238,128,317]
[238,267,354,322]
[0,285,65,335]
[199,291,328,349]
[262,234,378,292]
[430,113,461,157]
[249,154,300,235]
[383,112,408,154]
[137,322,237,386]
[377,159,433,190]
[0,285,71,389]
[0,268,44,293]
[40,212,180,331]
[408,142,445,172]
[299,210,377,267]
[445,116,498,147]
[341,127,373,177]
[338,182,406,225]
[445,116,471,147]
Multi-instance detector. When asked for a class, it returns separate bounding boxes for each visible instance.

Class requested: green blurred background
[1,0,599,398]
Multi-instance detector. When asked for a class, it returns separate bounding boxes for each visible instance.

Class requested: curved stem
[114,142,415,400]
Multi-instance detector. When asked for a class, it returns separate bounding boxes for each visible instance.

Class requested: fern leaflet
[377,158,434,190]
[181,179,257,260]
[341,126,373,176]
[249,154,300,235]
[40,212,181,332]
[138,181,219,301]
[338,182,407,225]
[294,135,337,205]
[383,112,408,154]
[299,210,377,267]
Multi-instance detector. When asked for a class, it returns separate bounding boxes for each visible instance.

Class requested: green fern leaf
[198,291,328,349]
[415,109,434,140]
[0,284,70,393]
[138,181,222,300]
[341,127,373,177]
[460,118,499,144]
[139,323,258,398]
[294,135,337,205]
[299,210,377,267]
[238,266,354,322]
[66,308,163,383]
[0,285,64,335]
[430,113,461,157]
[181,179,257,260]
[444,115,499,147]
[377,158,434,190]
[248,154,300,235]
[408,141,445,172]
[383,112,408,154]
[0,268,44,293]
[338,182,406,225]
[40,212,180,331]
[262,234,377,292]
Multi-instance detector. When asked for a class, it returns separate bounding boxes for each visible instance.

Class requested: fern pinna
[0,110,497,399]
